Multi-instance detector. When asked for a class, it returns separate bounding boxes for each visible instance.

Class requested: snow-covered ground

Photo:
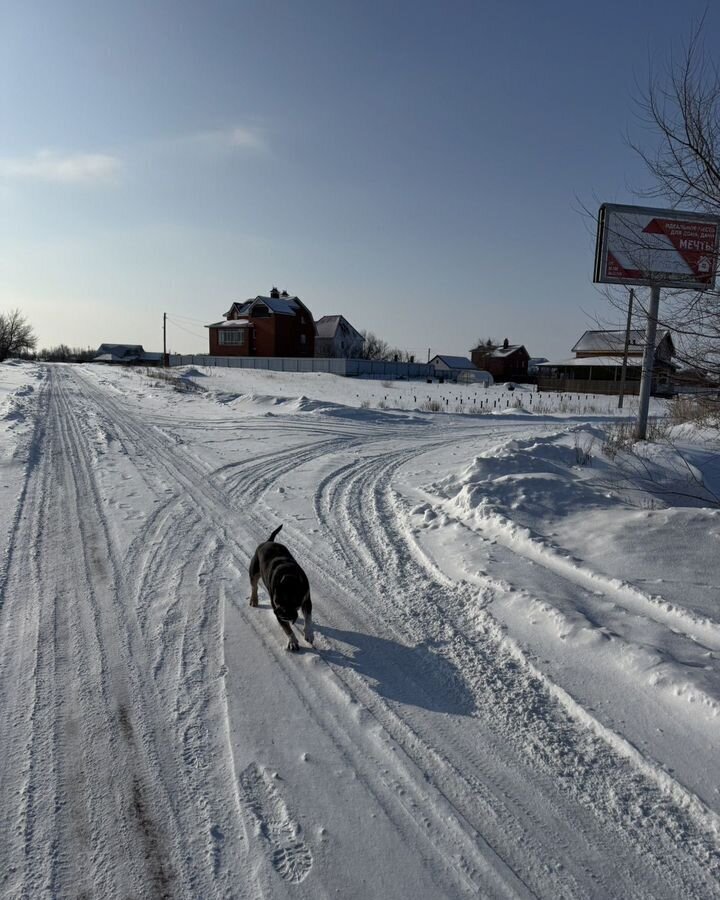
[1,360,718,899]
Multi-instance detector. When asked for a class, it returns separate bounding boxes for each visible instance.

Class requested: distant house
[572,329,675,362]
[470,339,530,382]
[429,355,492,384]
[315,315,364,358]
[93,344,163,366]
[537,329,676,396]
[528,357,549,375]
[206,288,316,358]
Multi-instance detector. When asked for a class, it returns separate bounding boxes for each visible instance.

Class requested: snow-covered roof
[430,355,478,370]
[93,344,161,363]
[490,344,525,358]
[315,315,363,340]
[206,320,253,329]
[259,296,299,315]
[222,294,303,319]
[226,301,252,317]
[96,343,145,357]
[572,329,671,354]
[538,356,643,368]
[470,343,528,358]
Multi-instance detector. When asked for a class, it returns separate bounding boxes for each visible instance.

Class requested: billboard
[593,203,720,290]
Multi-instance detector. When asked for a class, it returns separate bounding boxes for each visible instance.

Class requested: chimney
[270,287,280,298]
[503,338,509,349]
[280,290,289,298]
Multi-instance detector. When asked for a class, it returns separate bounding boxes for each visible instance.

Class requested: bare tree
[624,19,720,383]
[469,337,498,368]
[0,309,37,362]
[358,330,392,360]
[388,348,417,363]
[473,337,498,350]
[36,345,97,363]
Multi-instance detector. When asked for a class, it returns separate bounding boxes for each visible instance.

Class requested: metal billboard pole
[634,284,660,440]
[617,287,634,410]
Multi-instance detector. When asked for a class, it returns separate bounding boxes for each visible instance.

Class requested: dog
[249,524,314,651]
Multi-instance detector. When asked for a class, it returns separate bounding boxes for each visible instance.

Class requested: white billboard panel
[594,203,720,290]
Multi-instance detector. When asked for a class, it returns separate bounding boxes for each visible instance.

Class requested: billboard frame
[593,202,720,291]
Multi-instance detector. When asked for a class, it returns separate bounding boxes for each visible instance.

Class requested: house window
[219,329,245,345]
[300,334,307,345]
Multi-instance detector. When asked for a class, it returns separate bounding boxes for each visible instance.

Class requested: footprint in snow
[238,762,313,884]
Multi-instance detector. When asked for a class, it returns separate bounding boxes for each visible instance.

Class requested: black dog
[249,524,314,651]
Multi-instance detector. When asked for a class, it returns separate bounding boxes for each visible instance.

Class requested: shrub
[667,396,720,427]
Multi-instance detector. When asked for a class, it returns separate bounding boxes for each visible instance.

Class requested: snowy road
[1,364,718,899]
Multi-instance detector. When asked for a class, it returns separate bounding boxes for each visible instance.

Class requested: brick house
[206,288,316,357]
[470,339,530,381]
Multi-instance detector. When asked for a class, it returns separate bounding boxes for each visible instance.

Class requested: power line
[170,312,213,325]
[166,317,207,340]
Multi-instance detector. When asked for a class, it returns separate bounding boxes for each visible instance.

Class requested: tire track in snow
[1,370,152,898]
[62,368,259,898]
[52,369,197,898]
[295,443,625,899]
[224,431,576,898]
[75,372,536,897]
[63,368,720,897]
[52,367,263,898]
[304,439,720,898]
[0,386,62,898]
[0,372,124,899]
[432,498,720,650]
[218,423,640,898]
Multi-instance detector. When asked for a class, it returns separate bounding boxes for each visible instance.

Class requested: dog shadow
[316,625,476,716]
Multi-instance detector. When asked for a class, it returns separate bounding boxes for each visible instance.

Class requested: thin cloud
[0,150,122,184]
[227,126,266,151]
[181,125,268,154]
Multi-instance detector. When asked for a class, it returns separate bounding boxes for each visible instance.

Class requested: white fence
[168,355,434,380]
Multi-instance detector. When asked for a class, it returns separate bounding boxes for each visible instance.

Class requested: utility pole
[163,312,167,367]
[618,287,634,409]
[635,285,661,440]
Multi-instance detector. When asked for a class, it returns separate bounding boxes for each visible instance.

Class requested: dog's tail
[268,524,283,542]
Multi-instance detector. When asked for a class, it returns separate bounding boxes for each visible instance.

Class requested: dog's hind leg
[301,593,314,645]
[276,616,299,652]
[249,556,261,607]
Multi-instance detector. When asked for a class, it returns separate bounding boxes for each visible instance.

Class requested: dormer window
[253,303,270,318]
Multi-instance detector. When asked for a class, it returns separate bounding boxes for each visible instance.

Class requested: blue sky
[1,0,717,358]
